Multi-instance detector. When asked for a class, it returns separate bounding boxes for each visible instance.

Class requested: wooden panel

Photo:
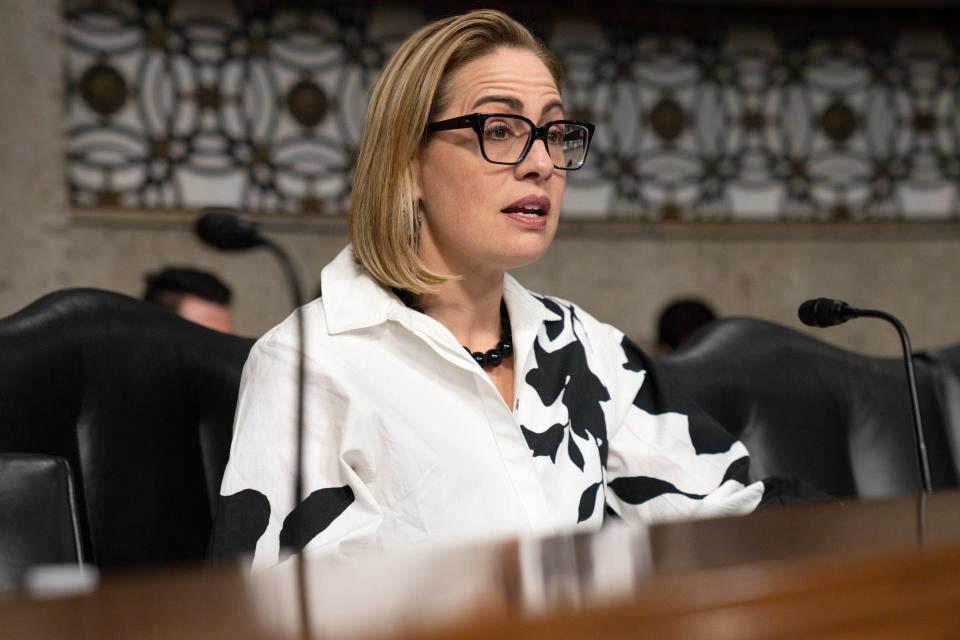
[4,491,960,639]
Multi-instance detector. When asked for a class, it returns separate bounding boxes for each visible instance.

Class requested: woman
[213,10,773,570]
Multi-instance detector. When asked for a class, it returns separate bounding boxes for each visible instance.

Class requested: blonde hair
[348,10,563,294]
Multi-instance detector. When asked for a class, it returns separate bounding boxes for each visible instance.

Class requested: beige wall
[62,217,348,337]
[0,0,68,309]
[517,224,960,356]
[2,0,958,356]
[51,216,960,358]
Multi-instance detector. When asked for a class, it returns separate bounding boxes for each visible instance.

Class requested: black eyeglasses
[426,113,595,170]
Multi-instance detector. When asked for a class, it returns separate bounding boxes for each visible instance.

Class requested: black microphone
[195,208,266,251]
[195,209,303,307]
[195,208,311,637]
[797,298,932,496]
[797,297,858,327]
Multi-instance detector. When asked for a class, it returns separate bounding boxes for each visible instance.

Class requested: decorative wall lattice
[65,1,960,221]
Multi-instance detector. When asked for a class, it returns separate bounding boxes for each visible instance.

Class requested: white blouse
[214,246,764,569]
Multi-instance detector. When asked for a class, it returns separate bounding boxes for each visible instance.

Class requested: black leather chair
[0,289,254,570]
[918,345,960,476]
[0,453,84,590]
[657,317,958,499]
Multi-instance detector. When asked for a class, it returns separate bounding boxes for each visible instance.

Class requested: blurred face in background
[177,295,233,333]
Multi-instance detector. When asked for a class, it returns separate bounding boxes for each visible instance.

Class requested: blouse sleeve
[210,332,382,570]
[603,335,765,523]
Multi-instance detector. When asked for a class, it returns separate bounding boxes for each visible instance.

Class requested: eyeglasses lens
[481,117,530,164]
[480,117,588,169]
[553,124,589,169]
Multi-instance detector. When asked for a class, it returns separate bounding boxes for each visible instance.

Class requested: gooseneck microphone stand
[264,238,310,640]
[857,308,931,549]
[195,209,312,639]
[798,298,931,546]
[854,308,932,494]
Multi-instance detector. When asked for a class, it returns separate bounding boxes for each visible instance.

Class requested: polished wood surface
[651,492,959,573]
[4,491,960,639]
[432,544,960,640]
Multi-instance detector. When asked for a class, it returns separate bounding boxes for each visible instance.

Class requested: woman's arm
[603,336,764,523]
[211,333,382,569]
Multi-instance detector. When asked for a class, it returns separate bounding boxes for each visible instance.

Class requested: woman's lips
[501,195,551,229]
[502,211,548,229]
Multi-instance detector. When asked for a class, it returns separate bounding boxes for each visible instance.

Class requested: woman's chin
[419,229,556,276]
[494,239,555,271]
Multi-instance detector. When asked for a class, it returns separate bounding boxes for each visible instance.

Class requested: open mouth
[501,196,551,218]
[501,204,546,217]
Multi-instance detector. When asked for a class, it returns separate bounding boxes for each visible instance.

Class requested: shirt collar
[502,271,562,341]
[320,245,401,334]
[321,244,563,340]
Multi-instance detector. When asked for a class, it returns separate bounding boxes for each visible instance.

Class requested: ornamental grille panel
[65,1,960,222]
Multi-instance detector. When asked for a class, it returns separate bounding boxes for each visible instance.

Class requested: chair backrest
[918,345,960,476]
[0,453,83,590]
[657,317,957,499]
[0,289,254,569]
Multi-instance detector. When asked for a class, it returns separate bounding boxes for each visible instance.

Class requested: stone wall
[0,0,68,310]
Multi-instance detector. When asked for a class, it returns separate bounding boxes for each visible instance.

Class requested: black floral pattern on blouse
[522,296,611,522]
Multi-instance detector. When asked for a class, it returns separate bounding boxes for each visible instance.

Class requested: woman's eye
[546,130,562,145]
[485,124,512,140]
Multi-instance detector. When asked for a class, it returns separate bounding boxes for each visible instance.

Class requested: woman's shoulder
[506,280,643,381]
[512,281,625,346]
[248,296,334,361]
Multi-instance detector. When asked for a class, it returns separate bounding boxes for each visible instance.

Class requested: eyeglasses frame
[425,113,596,171]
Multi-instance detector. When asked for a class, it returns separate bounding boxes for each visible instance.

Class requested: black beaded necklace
[393,289,514,369]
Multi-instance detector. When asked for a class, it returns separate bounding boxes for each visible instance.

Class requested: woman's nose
[515,137,555,180]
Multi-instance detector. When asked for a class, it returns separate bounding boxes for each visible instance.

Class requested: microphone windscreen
[195,210,264,250]
[797,299,822,327]
[798,298,854,327]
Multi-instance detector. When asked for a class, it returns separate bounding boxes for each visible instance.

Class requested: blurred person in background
[655,298,717,355]
[142,266,233,333]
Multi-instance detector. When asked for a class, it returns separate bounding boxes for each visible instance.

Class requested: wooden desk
[4,491,959,639]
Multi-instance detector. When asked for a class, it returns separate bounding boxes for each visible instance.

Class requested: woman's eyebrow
[471,96,566,116]
[472,95,523,111]
[541,99,564,116]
